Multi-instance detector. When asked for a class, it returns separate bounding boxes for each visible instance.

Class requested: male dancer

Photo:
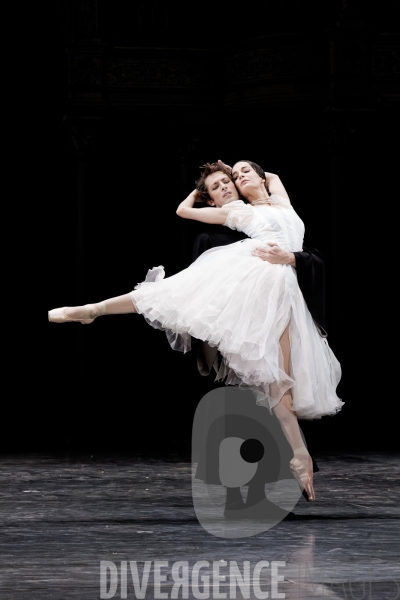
[190,162,325,518]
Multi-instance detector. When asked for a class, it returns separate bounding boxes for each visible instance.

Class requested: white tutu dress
[130,195,343,420]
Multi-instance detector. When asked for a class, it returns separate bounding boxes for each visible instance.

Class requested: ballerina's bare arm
[176,190,230,224]
[264,172,291,202]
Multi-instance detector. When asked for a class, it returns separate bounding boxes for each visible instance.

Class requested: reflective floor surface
[0,450,399,599]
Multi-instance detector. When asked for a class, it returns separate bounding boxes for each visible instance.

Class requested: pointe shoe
[290,455,316,502]
[48,304,102,325]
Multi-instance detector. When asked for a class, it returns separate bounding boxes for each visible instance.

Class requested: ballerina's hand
[217,159,232,174]
[252,243,295,266]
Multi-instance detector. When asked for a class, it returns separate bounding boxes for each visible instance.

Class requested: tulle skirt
[130,238,343,420]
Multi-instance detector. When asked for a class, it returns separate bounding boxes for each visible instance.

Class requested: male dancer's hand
[253,243,296,267]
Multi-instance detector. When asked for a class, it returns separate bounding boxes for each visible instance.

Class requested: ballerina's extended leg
[272,324,316,501]
[48,294,137,323]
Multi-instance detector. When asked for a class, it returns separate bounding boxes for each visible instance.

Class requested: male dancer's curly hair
[195,162,233,202]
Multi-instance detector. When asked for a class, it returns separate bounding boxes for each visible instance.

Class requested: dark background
[10,1,399,455]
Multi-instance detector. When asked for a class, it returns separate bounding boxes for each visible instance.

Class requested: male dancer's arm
[293,247,326,337]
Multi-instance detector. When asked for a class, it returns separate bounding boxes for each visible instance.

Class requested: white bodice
[224,196,305,252]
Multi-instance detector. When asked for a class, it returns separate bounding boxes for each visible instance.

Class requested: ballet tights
[103,294,137,314]
[63,293,137,320]
[273,324,309,461]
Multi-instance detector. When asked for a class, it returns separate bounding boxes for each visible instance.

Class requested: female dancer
[48,160,343,501]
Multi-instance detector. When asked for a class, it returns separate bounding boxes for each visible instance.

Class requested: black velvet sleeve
[293,246,327,336]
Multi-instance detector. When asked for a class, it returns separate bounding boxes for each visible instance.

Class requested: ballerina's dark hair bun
[235,160,266,184]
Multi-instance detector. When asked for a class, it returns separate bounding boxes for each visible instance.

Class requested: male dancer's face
[205,171,240,208]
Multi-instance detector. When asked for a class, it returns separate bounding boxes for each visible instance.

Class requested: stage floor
[0,451,399,599]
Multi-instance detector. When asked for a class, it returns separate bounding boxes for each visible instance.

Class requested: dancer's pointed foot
[290,454,316,502]
[48,302,106,324]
